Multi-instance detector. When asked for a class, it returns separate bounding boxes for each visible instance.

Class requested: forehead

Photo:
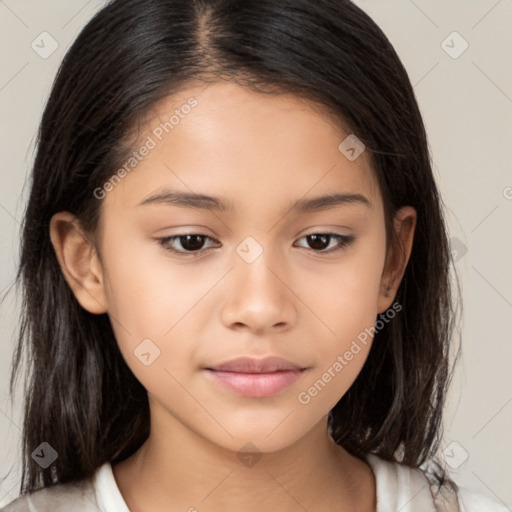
[102,81,382,216]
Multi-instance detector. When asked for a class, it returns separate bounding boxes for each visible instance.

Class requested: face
[51,81,415,454]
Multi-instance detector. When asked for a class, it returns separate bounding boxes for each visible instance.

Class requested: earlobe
[377,206,417,313]
[49,212,108,315]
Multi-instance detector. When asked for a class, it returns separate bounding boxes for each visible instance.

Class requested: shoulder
[366,452,439,510]
[0,475,99,512]
[457,486,510,512]
[365,453,510,512]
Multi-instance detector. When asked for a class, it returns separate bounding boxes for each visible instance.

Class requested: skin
[49,81,416,512]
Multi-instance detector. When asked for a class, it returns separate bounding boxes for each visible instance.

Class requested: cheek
[295,231,386,402]
[301,228,386,340]
[102,230,214,332]
[99,233,214,382]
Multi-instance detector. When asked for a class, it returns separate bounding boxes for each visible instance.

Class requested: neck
[112,406,375,512]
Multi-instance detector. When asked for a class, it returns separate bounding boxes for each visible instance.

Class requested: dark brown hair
[2,0,461,500]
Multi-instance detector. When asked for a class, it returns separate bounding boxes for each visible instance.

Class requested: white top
[2,453,509,511]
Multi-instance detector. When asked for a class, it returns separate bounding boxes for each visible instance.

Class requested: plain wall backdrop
[1,0,511,507]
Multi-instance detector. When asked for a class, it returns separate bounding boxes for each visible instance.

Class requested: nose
[220,246,298,334]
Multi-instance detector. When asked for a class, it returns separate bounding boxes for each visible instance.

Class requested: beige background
[1,0,511,507]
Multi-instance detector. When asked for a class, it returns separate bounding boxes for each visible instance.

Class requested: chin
[205,425,307,456]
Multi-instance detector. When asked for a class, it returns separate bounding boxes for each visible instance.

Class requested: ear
[49,212,108,314]
[377,206,417,314]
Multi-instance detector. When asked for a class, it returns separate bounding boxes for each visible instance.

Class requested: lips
[205,356,305,373]
[203,356,308,398]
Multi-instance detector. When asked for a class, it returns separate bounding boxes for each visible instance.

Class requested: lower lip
[204,369,305,398]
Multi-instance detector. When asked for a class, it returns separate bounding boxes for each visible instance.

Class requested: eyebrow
[138,189,372,213]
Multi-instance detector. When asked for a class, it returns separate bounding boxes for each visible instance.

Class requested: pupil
[181,235,205,251]
[308,234,329,250]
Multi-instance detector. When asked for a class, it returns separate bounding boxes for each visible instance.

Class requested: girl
[1,0,508,510]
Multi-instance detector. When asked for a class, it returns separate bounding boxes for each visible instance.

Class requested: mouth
[205,355,306,373]
[203,368,307,398]
[203,355,308,398]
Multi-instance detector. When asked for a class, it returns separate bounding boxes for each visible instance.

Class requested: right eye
[157,234,220,255]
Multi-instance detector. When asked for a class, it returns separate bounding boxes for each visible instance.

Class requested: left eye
[157,232,355,255]
[294,233,355,252]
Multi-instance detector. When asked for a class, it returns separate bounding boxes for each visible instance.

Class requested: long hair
[3,0,461,497]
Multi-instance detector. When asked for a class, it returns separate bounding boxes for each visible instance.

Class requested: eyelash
[156,232,356,257]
